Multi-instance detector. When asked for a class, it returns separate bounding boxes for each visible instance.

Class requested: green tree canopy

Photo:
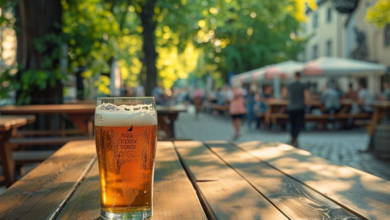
[366,0,390,28]
[0,0,317,102]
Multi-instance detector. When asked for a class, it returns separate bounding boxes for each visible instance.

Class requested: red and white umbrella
[303,57,386,77]
[263,61,304,80]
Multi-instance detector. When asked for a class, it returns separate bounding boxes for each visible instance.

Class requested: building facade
[299,0,390,94]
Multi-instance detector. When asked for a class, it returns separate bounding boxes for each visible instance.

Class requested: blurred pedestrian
[254,89,268,129]
[263,85,273,99]
[343,83,358,100]
[246,84,257,129]
[192,86,204,119]
[229,82,246,140]
[287,72,310,147]
[281,84,288,100]
[183,87,191,105]
[153,83,164,105]
[321,84,340,114]
[358,80,375,113]
[335,84,344,99]
[135,85,145,97]
[379,81,390,101]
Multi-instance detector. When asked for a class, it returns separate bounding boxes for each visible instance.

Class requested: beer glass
[95,97,157,219]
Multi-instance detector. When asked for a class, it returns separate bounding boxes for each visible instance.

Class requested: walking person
[229,82,247,140]
[357,80,375,113]
[192,86,204,119]
[287,72,310,147]
[246,84,257,130]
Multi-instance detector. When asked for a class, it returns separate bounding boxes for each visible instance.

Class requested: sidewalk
[176,110,390,181]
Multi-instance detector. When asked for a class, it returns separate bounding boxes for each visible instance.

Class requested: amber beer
[95,98,157,220]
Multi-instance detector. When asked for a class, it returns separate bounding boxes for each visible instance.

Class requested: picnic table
[0,115,35,187]
[1,140,389,219]
[0,104,187,138]
[366,101,390,151]
[264,99,374,127]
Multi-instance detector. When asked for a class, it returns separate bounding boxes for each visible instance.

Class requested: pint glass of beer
[95,97,157,219]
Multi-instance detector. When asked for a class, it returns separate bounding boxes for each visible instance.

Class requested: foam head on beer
[95,103,157,126]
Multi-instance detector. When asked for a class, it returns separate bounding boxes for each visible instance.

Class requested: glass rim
[97,97,155,100]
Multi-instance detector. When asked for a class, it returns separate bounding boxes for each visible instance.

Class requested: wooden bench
[10,136,94,146]
[269,113,372,126]
[14,129,82,137]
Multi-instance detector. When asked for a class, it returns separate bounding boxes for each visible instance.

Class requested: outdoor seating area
[0,103,187,187]
[1,0,390,219]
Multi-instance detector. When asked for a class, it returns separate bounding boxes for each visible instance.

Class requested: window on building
[327,8,332,23]
[385,24,390,46]
[312,45,318,59]
[313,13,318,29]
[326,40,332,56]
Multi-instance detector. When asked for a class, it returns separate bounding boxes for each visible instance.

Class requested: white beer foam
[95,104,157,126]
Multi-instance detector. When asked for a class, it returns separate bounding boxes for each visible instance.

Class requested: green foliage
[0,69,19,99]
[366,0,390,28]
[0,0,314,101]
[177,0,310,80]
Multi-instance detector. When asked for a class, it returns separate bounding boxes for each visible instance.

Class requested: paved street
[176,110,390,181]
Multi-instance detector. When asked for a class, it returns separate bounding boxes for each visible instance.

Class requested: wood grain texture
[0,115,35,132]
[10,136,94,146]
[205,141,359,220]
[154,141,207,220]
[0,115,35,186]
[236,141,390,220]
[0,140,96,220]
[174,141,287,220]
[56,141,206,220]
[56,160,100,220]
[154,141,189,181]
[153,180,207,220]
[0,104,96,114]
[0,130,16,187]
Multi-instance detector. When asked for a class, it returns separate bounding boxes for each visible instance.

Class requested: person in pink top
[229,82,247,139]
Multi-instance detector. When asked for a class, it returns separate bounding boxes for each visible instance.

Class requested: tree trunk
[139,0,158,96]
[15,0,63,104]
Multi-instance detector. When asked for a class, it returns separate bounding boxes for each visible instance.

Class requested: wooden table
[264,99,354,125]
[0,115,35,187]
[366,101,390,151]
[0,104,187,138]
[156,105,187,138]
[1,140,390,219]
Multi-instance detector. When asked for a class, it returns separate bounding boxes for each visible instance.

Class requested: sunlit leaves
[366,0,390,28]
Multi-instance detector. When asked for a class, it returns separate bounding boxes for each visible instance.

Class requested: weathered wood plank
[56,160,100,220]
[56,141,206,220]
[0,140,96,220]
[0,115,35,132]
[153,180,206,220]
[154,141,188,181]
[236,141,390,220]
[205,141,360,220]
[174,141,287,220]
[154,142,206,220]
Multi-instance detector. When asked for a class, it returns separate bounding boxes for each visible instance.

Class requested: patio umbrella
[303,57,387,77]
[263,60,304,80]
[263,61,304,98]
[231,60,303,87]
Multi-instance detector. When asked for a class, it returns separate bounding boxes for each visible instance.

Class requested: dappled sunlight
[235,141,390,219]
[276,144,295,151]
[198,180,287,220]
[304,179,352,195]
